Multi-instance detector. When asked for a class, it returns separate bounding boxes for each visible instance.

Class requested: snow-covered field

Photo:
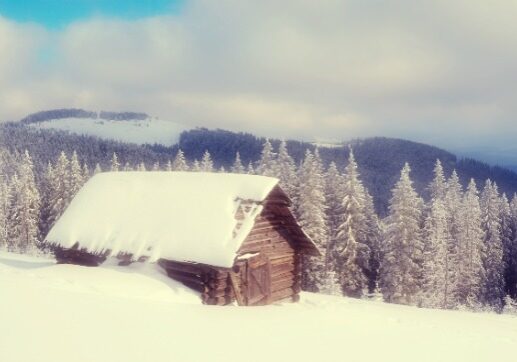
[1,251,515,362]
[30,117,188,146]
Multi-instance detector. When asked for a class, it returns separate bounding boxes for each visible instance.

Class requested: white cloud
[0,1,517,155]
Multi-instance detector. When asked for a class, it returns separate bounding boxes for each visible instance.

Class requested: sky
[0,1,516,166]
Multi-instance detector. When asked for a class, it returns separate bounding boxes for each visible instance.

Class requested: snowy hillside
[30,117,188,146]
[1,252,515,362]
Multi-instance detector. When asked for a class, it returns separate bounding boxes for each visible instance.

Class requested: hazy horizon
[1,1,516,165]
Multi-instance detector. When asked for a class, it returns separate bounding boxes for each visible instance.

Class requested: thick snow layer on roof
[46,172,279,267]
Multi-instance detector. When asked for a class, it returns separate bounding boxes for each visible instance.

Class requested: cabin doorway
[244,254,271,306]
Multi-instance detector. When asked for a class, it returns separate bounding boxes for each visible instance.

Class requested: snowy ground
[30,117,189,146]
[1,252,516,362]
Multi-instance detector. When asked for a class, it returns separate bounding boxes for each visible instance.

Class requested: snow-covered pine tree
[499,193,515,298]
[94,163,102,174]
[422,199,451,308]
[256,139,277,177]
[363,190,382,293]
[38,163,54,238]
[321,269,342,296]
[110,153,120,172]
[508,194,517,298]
[429,159,447,201]
[442,170,463,308]
[82,163,90,183]
[247,162,255,175]
[0,176,9,249]
[6,173,21,251]
[333,150,370,298]
[192,160,201,172]
[165,160,173,172]
[7,151,41,253]
[231,152,246,174]
[68,151,84,203]
[200,151,214,172]
[137,162,146,171]
[172,149,189,171]
[480,180,505,311]
[47,151,70,231]
[456,179,485,308]
[152,162,160,171]
[219,166,226,173]
[324,161,343,294]
[274,141,298,202]
[379,163,424,305]
[297,149,328,292]
[123,162,133,171]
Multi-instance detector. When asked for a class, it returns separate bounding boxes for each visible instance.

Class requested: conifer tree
[110,153,120,172]
[274,141,298,201]
[429,159,447,201]
[165,160,173,172]
[38,163,54,238]
[47,152,70,231]
[363,190,382,293]
[68,151,83,202]
[172,149,189,171]
[123,162,133,171]
[334,150,370,298]
[500,194,515,298]
[480,180,505,311]
[152,162,160,171]
[0,177,9,249]
[247,162,255,175]
[422,199,451,308]
[297,149,328,292]
[442,170,463,308]
[379,163,424,305]
[200,150,214,172]
[324,161,343,291]
[82,163,90,182]
[8,151,41,253]
[192,160,201,172]
[508,194,517,298]
[231,152,246,174]
[256,139,277,177]
[137,162,146,171]
[456,179,485,307]
[94,163,102,175]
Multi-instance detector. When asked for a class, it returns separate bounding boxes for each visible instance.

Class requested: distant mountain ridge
[21,108,188,146]
[3,110,517,216]
[20,109,149,124]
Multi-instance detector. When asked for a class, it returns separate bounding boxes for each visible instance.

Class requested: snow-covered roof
[45,172,280,268]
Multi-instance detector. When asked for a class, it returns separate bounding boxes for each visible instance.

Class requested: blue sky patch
[0,0,184,28]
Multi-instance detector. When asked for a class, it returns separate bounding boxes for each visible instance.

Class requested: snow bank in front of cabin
[1,251,516,362]
[0,251,200,304]
[45,172,278,267]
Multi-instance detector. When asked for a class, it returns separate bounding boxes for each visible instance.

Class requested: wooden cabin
[46,171,318,306]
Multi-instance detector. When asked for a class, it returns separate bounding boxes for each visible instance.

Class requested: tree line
[0,140,516,313]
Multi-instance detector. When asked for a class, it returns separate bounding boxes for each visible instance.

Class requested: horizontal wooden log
[202,295,233,306]
[271,271,295,284]
[180,280,208,294]
[271,278,295,293]
[269,254,295,265]
[270,287,296,302]
[207,286,232,298]
[166,270,206,288]
[271,262,296,276]
[158,259,224,276]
